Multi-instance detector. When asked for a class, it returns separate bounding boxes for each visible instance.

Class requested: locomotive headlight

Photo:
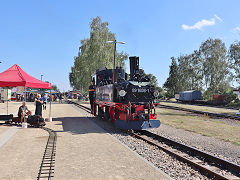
[153,90,159,97]
[119,90,126,97]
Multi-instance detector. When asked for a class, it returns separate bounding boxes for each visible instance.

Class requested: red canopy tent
[0,64,51,89]
[0,64,52,123]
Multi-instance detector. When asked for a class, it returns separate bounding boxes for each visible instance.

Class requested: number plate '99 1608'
[132,88,149,93]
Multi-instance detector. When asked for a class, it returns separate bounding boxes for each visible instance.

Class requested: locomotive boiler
[92,56,160,130]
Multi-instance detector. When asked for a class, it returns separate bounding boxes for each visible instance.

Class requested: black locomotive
[92,56,160,130]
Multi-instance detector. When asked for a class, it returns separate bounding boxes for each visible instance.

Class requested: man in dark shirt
[89,81,95,113]
[35,94,43,117]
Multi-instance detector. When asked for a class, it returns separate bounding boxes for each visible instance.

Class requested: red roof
[0,64,51,89]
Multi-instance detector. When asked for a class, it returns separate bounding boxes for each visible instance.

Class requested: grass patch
[157,108,240,146]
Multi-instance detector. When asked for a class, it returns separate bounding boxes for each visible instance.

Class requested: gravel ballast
[149,124,240,166]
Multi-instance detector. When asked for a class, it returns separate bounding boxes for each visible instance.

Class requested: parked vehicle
[177,90,202,102]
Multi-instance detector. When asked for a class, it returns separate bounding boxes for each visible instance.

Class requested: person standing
[59,93,63,103]
[35,94,43,117]
[89,81,95,113]
[43,94,47,110]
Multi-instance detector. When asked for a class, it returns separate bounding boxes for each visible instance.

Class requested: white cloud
[182,18,215,30]
[232,26,240,35]
[233,27,240,32]
[214,14,223,21]
[182,14,223,30]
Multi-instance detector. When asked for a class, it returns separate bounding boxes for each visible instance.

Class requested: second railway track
[69,100,240,180]
[159,104,240,121]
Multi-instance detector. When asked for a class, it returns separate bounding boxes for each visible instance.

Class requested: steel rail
[67,100,92,113]
[159,104,240,121]
[37,127,57,180]
[161,100,238,110]
[129,130,240,180]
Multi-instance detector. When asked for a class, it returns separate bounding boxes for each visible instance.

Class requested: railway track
[67,100,92,114]
[37,127,57,180]
[159,104,240,121]
[68,100,240,179]
[128,130,240,180]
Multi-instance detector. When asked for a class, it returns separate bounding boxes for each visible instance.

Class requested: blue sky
[0,0,240,91]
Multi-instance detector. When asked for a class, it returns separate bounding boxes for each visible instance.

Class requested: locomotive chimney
[129,56,139,80]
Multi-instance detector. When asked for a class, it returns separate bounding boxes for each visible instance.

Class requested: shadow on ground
[52,117,106,135]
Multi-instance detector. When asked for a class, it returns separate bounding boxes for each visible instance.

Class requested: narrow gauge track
[68,100,240,179]
[37,127,57,180]
[159,104,240,121]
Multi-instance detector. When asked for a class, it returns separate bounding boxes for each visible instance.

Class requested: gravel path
[149,124,240,166]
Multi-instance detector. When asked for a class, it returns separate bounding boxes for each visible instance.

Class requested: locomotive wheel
[97,105,104,119]
[104,106,110,121]
[110,107,114,123]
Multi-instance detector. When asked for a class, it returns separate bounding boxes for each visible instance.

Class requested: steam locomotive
[92,56,160,130]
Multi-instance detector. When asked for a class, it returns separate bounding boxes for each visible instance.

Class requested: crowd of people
[14,84,97,123]
[16,92,66,123]
[13,92,65,103]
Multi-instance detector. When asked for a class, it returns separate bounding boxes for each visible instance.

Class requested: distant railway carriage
[177,90,202,102]
[92,56,160,130]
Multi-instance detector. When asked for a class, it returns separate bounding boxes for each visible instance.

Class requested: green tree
[229,41,240,82]
[199,38,230,92]
[139,69,165,99]
[177,54,193,91]
[69,16,128,93]
[139,69,158,88]
[51,85,59,92]
[189,50,203,90]
[163,57,179,97]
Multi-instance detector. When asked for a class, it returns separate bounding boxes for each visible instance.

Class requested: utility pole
[106,40,125,83]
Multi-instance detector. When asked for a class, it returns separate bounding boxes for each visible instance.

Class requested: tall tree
[177,54,193,91]
[139,69,159,88]
[51,85,59,92]
[199,38,230,92]
[189,50,203,90]
[69,16,128,93]
[228,41,240,83]
[163,57,179,97]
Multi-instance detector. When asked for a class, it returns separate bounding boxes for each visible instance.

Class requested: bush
[203,87,238,104]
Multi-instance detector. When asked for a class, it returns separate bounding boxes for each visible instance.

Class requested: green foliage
[139,69,158,87]
[228,41,240,82]
[51,85,59,92]
[203,87,237,104]
[139,69,165,99]
[69,16,128,93]
[163,57,179,97]
[155,86,166,99]
[164,38,233,98]
[199,38,231,91]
